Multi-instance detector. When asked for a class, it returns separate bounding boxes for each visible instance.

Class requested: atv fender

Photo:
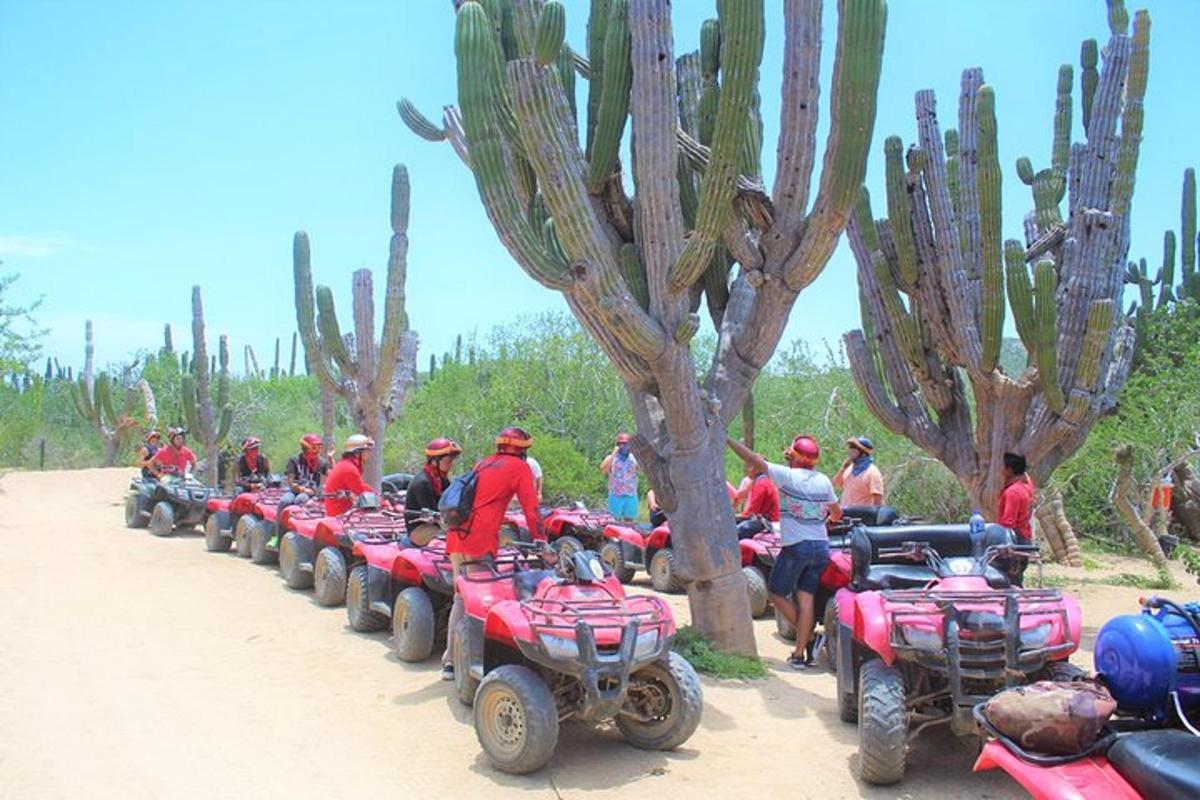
[852,590,896,665]
[484,602,528,649]
[314,518,343,549]
[973,740,1139,800]
[604,525,647,567]
[821,551,853,591]
[645,525,671,551]
[739,539,771,568]
[255,502,280,524]
[231,493,260,516]
[365,563,395,617]
[1063,594,1083,650]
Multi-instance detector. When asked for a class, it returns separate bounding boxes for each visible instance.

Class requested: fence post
[39,438,46,470]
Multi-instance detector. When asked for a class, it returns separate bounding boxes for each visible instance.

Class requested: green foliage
[0,274,46,373]
[1055,303,1200,540]
[1179,546,1200,583]
[1101,571,1176,591]
[672,625,767,680]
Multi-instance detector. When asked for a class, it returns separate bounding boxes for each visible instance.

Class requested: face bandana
[850,452,873,477]
[245,450,259,471]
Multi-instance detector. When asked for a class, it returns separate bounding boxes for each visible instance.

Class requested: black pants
[736,518,767,540]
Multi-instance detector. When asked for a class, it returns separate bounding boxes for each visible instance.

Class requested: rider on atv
[736,461,780,540]
[137,430,162,480]
[151,427,198,479]
[404,437,462,529]
[268,433,330,547]
[728,434,842,669]
[323,434,377,516]
[441,426,544,681]
[233,436,271,492]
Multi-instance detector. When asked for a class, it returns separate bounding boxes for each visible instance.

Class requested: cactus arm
[670,0,764,290]
[557,44,577,123]
[455,2,570,290]
[1157,230,1176,308]
[955,69,983,279]
[534,1,565,67]
[215,406,233,447]
[1182,168,1196,282]
[1080,39,1098,133]
[1051,65,1073,184]
[1004,240,1037,354]
[1107,0,1129,35]
[375,164,411,396]
[619,244,650,312]
[1111,10,1148,216]
[585,0,632,192]
[315,285,357,375]
[770,0,821,231]
[883,136,918,288]
[94,373,118,431]
[181,373,200,434]
[139,379,158,427]
[976,86,1004,372]
[584,0,612,155]
[397,99,447,142]
[69,377,97,424]
[780,0,887,291]
[291,232,340,392]
[675,51,702,229]
[1033,259,1064,413]
[944,129,961,218]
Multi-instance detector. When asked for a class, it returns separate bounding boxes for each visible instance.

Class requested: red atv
[349,533,456,661]
[597,521,682,592]
[833,524,1081,785]
[278,494,407,606]
[502,504,609,557]
[737,527,853,631]
[452,544,703,774]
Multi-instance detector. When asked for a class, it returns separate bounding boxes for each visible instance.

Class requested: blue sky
[1,0,1195,374]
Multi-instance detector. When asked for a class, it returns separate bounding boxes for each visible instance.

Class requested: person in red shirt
[997,451,1036,586]
[441,426,543,681]
[151,427,198,479]
[322,434,376,516]
[736,463,781,539]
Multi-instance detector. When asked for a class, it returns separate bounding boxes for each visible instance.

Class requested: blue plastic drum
[1094,603,1200,716]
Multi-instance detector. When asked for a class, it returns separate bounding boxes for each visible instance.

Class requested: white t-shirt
[767,463,837,546]
[527,456,542,482]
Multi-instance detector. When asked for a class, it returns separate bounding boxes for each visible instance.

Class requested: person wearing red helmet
[234,436,271,492]
[269,433,331,547]
[728,434,842,669]
[151,427,198,478]
[404,437,462,529]
[322,434,377,516]
[601,432,640,521]
[441,426,543,681]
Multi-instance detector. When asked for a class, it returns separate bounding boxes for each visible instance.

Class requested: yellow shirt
[838,463,884,508]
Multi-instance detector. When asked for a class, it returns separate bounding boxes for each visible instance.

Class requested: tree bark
[320,381,336,460]
[1114,445,1170,571]
[1171,461,1200,541]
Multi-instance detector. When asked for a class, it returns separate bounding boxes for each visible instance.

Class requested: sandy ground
[1,468,1191,800]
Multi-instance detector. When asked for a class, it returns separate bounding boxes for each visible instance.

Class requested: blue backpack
[438,458,502,530]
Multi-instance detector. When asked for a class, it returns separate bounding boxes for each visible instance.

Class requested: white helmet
[343,434,376,454]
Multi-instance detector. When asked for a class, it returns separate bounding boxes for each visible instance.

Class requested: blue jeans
[607,494,639,520]
[768,540,830,597]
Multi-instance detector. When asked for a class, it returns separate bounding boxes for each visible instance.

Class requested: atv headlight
[899,624,943,651]
[539,633,579,660]
[1019,622,1052,650]
[633,628,660,661]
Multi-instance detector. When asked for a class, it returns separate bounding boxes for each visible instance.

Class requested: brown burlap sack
[982,680,1117,755]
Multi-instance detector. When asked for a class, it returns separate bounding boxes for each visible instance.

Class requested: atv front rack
[885,587,1074,707]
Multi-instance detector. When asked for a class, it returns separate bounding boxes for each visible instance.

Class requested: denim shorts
[768,540,830,597]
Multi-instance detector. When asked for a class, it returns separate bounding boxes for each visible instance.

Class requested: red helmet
[787,435,820,462]
[146,429,161,443]
[615,433,631,444]
[425,438,463,458]
[300,433,322,451]
[495,426,533,450]
[241,436,261,453]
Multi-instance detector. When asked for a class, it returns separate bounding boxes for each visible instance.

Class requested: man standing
[323,435,376,516]
[404,437,462,529]
[151,427,198,478]
[997,451,1036,586]
[270,433,330,546]
[442,427,543,680]
[833,436,884,508]
[601,433,639,521]
[728,435,841,669]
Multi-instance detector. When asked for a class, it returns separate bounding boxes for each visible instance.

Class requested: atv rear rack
[884,588,1074,706]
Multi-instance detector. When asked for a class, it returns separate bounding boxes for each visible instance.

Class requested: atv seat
[1108,729,1200,800]
[841,505,900,527]
[514,569,556,601]
[856,564,938,590]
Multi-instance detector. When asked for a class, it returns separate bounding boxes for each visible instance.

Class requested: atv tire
[743,566,769,618]
[554,535,585,562]
[149,501,175,537]
[474,664,559,775]
[313,547,347,606]
[279,532,312,590]
[836,640,858,723]
[822,598,839,673]
[347,565,388,632]
[204,512,232,552]
[392,587,435,661]
[775,613,797,641]
[234,515,256,559]
[649,548,682,593]
[858,659,907,785]
[617,651,703,751]
[453,616,480,706]
[124,495,148,529]
[599,541,636,584]
[249,521,277,565]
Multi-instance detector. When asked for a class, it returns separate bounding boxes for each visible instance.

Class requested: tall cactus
[1125,167,1200,320]
[68,320,158,466]
[844,3,1149,516]
[293,164,420,487]
[182,287,233,486]
[400,0,886,654]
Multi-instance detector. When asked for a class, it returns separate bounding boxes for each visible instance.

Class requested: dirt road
[1,468,1178,799]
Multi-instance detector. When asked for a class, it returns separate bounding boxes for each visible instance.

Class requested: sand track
[3,467,1168,799]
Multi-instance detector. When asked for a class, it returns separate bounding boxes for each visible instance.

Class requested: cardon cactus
[182,287,233,486]
[293,164,420,488]
[400,0,886,654]
[68,320,158,466]
[844,3,1149,516]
